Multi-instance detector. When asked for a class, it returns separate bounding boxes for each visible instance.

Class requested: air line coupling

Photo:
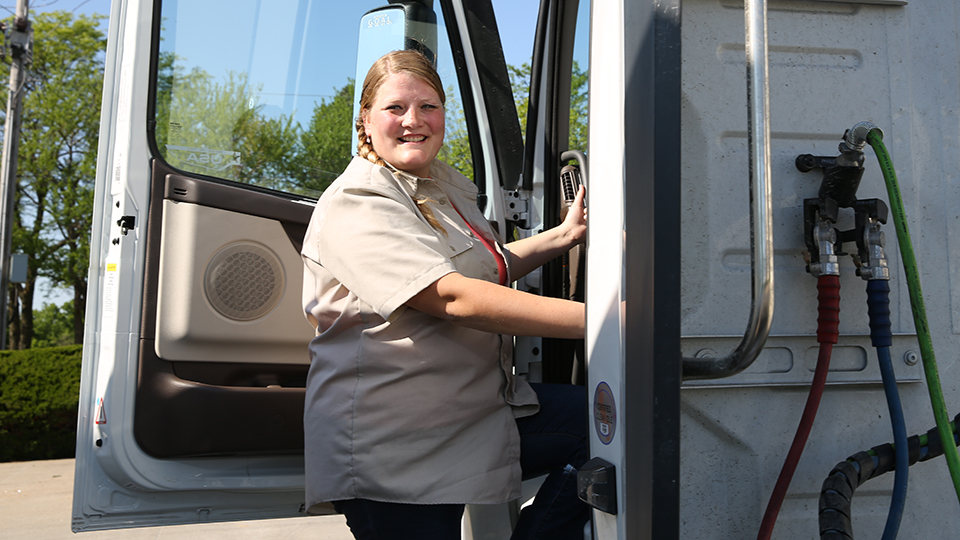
[797,125,889,280]
[809,222,840,277]
[855,212,890,281]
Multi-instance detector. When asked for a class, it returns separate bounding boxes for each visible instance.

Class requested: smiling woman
[359,63,446,178]
[300,49,590,540]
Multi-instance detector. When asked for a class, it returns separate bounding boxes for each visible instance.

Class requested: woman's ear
[361,110,371,135]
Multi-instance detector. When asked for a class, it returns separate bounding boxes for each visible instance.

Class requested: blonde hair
[356,50,447,234]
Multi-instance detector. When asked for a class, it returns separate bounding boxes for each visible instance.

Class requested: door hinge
[112,215,136,245]
[117,215,135,235]
[503,189,529,228]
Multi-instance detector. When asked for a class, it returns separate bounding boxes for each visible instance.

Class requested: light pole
[0,0,31,349]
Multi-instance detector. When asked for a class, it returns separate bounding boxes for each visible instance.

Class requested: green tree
[157,68,257,179]
[508,61,588,152]
[508,63,531,139]
[155,64,321,195]
[1,12,106,348]
[231,107,302,191]
[31,301,73,348]
[439,87,473,180]
[568,61,589,151]
[298,80,356,195]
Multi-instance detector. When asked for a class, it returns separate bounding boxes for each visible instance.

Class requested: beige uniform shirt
[301,157,538,513]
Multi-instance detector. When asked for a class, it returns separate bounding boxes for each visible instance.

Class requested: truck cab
[74,0,960,539]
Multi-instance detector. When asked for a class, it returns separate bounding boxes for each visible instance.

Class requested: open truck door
[72,0,539,532]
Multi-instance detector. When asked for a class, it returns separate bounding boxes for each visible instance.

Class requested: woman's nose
[401,108,421,127]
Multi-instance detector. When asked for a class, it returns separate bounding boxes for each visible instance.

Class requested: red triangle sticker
[95,397,107,425]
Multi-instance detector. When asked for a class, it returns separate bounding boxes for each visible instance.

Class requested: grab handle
[682,0,775,380]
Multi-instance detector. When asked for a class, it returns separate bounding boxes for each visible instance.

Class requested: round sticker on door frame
[594,381,617,445]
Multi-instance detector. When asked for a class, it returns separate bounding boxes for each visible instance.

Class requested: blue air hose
[866,279,908,540]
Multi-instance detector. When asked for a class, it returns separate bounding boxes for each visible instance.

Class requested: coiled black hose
[819,413,960,539]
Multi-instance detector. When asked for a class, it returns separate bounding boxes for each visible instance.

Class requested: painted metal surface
[675,1,960,538]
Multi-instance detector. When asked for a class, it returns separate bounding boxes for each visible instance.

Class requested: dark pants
[333,383,591,540]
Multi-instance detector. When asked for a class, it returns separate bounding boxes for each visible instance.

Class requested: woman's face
[363,72,445,178]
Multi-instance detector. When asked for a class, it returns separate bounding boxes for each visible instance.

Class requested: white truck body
[73,0,960,538]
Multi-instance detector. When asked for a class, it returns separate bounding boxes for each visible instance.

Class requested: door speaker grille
[204,243,284,321]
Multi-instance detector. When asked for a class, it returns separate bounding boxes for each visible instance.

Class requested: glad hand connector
[797,128,889,280]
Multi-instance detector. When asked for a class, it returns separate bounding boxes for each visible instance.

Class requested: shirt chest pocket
[442,228,499,283]
[442,228,475,260]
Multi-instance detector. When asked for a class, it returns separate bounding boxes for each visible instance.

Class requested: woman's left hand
[505,185,588,280]
[562,185,587,247]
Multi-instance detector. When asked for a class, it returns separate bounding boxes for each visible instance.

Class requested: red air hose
[757,275,840,540]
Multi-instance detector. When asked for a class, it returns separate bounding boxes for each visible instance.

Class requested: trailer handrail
[682,0,775,380]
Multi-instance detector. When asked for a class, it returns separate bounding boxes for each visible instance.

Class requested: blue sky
[12,0,546,65]
[11,0,584,63]
[2,0,112,19]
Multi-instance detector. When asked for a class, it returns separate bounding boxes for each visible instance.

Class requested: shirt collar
[381,160,437,197]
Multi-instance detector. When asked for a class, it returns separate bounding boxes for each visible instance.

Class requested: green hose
[867,129,960,505]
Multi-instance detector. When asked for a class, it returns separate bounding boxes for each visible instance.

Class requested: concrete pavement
[0,459,354,539]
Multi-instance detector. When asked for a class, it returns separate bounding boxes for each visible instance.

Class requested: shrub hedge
[0,345,83,462]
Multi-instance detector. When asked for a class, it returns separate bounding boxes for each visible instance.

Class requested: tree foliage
[1,12,106,348]
[568,61,589,151]
[155,68,477,194]
[439,87,473,180]
[155,68,299,188]
[298,80,356,195]
[508,61,589,152]
[509,63,531,139]
[31,301,74,348]
[156,67,359,197]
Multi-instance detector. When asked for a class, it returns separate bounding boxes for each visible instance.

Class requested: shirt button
[439,198,448,205]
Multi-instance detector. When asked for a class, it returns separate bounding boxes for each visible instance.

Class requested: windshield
[152,0,470,198]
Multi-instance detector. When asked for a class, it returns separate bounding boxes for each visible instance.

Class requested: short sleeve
[315,174,457,321]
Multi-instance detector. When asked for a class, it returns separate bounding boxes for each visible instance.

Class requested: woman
[301,49,589,540]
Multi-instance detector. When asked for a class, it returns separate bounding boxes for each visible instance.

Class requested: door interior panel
[136,160,314,458]
[155,200,313,363]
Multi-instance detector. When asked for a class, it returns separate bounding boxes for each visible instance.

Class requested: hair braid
[414,197,447,236]
[355,119,384,167]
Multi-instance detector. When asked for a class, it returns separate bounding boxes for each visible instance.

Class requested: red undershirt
[453,206,508,286]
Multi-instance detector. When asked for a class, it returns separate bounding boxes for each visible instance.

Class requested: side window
[569,0,589,152]
[492,1,537,141]
[152,0,471,198]
[496,0,589,153]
